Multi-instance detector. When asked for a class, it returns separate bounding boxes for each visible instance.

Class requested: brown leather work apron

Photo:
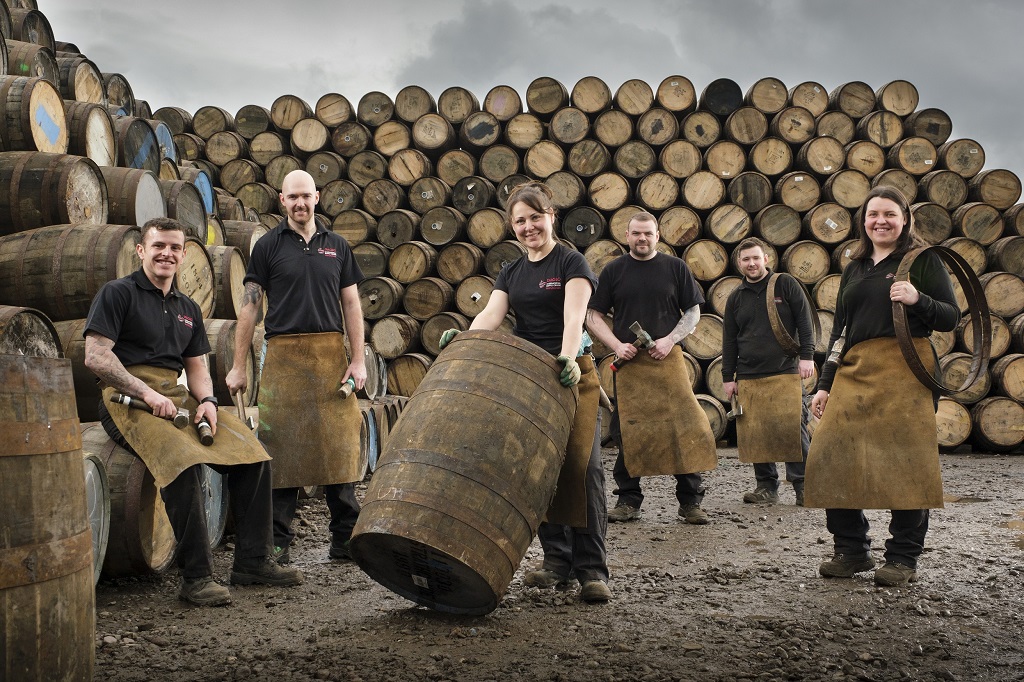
[258,332,365,488]
[545,354,599,528]
[736,374,804,464]
[614,347,718,476]
[101,366,269,489]
[804,336,944,510]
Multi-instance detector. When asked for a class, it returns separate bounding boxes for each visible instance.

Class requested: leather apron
[804,336,944,510]
[101,365,269,490]
[614,347,718,476]
[736,374,804,464]
[545,355,599,528]
[258,332,365,488]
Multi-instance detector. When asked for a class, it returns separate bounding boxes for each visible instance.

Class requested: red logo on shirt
[774,296,784,304]
[885,273,895,279]
[318,247,337,258]
[177,314,194,328]
[538,278,562,290]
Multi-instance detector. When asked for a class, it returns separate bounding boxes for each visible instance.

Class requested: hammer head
[726,396,744,420]
[172,408,190,429]
[628,321,655,349]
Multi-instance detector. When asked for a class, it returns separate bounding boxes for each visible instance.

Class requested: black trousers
[609,408,704,508]
[100,401,273,578]
[825,508,930,568]
[272,483,360,549]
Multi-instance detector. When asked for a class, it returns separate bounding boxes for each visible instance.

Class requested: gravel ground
[93,446,1024,682]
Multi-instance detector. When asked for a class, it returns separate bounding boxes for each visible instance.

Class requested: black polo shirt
[84,268,210,373]
[589,251,704,341]
[245,219,363,338]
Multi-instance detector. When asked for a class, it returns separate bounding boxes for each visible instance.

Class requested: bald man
[227,170,367,565]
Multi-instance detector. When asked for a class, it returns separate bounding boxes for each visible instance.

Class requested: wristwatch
[200,396,218,407]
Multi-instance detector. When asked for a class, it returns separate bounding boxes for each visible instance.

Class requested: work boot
[230,557,304,586]
[523,569,574,589]
[742,486,779,504]
[580,580,612,603]
[607,503,641,522]
[794,486,805,507]
[329,537,352,561]
[178,576,231,606]
[678,503,709,525]
[874,562,918,587]
[271,545,291,565]
[818,553,875,578]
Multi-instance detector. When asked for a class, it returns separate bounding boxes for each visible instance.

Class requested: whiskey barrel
[828,81,875,119]
[588,172,631,212]
[967,169,1022,210]
[0,304,60,357]
[389,148,432,187]
[656,75,696,114]
[572,76,613,114]
[357,91,395,128]
[957,312,1010,358]
[952,202,1004,246]
[745,77,788,115]
[636,107,678,147]
[769,106,816,146]
[788,81,829,117]
[727,171,773,214]
[160,179,206,238]
[384,352,433,397]
[872,168,918,203]
[0,152,106,234]
[683,314,724,361]
[0,74,68,153]
[991,353,1024,402]
[466,207,507,248]
[545,170,586,209]
[781,240,830,284]
[698,78,743,117]
[706,276,742,317]
[101,166,165,225]
[855,110,903,148]
[55,55,103,104]
[658,139,702,179]
[305,150,348,189]
[886,137,937,175]
[683,240,729,283]
[101,72,134,116]
[754,204,802,247]
[351,331,575,615]
[567,139,610,178]
[682,170,726,211]
[593,109,634,148]
[815,111,855,145]
[484,240,527,277]
[172,132,204,161]
[918,169,968,209]
[388,241,437,283]
[526,76,569,119]
[63,100,115,166]
[910,202,953,245]
[796,136,845,176]
[81,446,111,584]
[152,106,192,136]
[843,140,885,179]
[748,137,794,177]
[233,181,278,215]
[269,94,312,133]
[938,352,991,404]
[112,115,161,173]
[614,78,655,117]
[402,277,454,321]
[174,236,215,319]
[812,273,842,312]
[987,236,1024,277]
[1,356,95,681]
[205,318,257,407]
[205,130,249,166]
[407,176,450,214]
[411,113,456,158]
[775,171,820,212]
[375,208,419,248]
[941,237,987,277]
[221,219,267,262]
[5,39,56,85]
[348,149,388,187]
[937,138,985,178]
[352,242,391,278]
[218,158,263,195]
[455,274,495,317]
[903,108,953,146]
[333,208,377,246]
[479,84,520,123]
[875,80,919,116]
[232,103,271,140]
[437,86,479,126]
[549,106,590,146]
[561,205,606,249]
[436,241,484,284]
[358,276,405,320]
[703,357,729,403]
[935,397,972,449]
[723,107,768,146]
[705,204,751,244]
[637,171,679,211]
[524,139,565,178]
[803,201,853,243]
[148,119,176,163]
[331,120,371,157]
[314,92,352,128]
[206,245,246,319]
[321,178,364,215]
[420,311,469,356]
[420,206,465,246]
[504,112,544,150]
[451,175,495,214]
[393,85,436,124]
[979,271,1024,318]
[191,105,235,140]
[478,144,520,183]
[970,397,1024,452]
[704,139,746,179]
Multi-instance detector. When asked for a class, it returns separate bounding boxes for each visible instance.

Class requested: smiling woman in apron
[805,186,961,587]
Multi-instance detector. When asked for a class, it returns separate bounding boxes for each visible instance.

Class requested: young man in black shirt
[85,218,301,606]
[587,212,718,525]
[721,238,815,506]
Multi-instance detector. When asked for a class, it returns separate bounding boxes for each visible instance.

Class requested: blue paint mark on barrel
[33,105,62,146]
[191,170,215,213]
[131,137,158,169]
[152,122,177,162]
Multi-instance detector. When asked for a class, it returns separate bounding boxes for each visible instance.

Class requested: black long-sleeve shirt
[721,270,815,382]
[817,249,960,392]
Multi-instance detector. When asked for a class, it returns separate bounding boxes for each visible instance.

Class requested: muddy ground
[93,446,1024,682]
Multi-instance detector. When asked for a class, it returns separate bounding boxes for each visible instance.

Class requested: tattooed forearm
[241,282,264,309]
[84,335,150,397]
[668,305,701,344]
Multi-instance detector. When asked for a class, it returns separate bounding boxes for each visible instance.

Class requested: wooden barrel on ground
[5,39,55,84]
[970,397,1024,452]
[935,397,972,449]
[101,166,166,226]
[1,356,94,681]
[205,318,258,407]
[388,241,437,283]
[63,100,116,166]
[385,352,433,398]
[370,314,422,360]
[0,74,68,153]
[82,448,111,584]
[82,423,176,578]
[101,72,134,115]
[0,152,106,234]
[0,223,139,321]
[351,330,577,615]
[0,304,61,357]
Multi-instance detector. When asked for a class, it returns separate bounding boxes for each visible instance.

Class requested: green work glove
[438,328,460,350]
[556,355,581,387]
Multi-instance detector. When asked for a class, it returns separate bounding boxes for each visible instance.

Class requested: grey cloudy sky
[43,0,1024,178]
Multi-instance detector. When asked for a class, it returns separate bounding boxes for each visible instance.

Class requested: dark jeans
[609,408,705,509]
[100,400,273,578]
[272,483,360,549]
[538,412,609,583]
[825,508,930,568]
[752,406,810,490]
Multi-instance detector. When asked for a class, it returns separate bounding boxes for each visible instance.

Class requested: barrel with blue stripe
[111,115,161,173]
[148,118,177,163]
[179,164,216,214]
[0,75,67,152]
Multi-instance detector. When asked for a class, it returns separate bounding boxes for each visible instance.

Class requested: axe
[609,321,656,372]
[110,393,189,428]
[726,395,744,420]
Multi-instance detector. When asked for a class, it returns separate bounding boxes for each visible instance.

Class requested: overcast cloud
[41,0,1024,178]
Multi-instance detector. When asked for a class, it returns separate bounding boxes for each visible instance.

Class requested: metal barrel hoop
[766,272,821,357]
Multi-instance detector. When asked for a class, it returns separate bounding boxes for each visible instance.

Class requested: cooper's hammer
[726,395,744,420]
[110,393,189,428]
[609,321,656,372]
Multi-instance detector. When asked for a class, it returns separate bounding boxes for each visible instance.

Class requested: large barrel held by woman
[350,330,578,615]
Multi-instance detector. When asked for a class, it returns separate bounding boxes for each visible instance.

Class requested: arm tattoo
[668,305,701,344]
[85,335,149,397]
[242,282,264,308]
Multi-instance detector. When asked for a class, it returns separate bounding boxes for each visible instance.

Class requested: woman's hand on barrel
[556,355,581,387]
[438,328,460,350]
[810,389,829,419]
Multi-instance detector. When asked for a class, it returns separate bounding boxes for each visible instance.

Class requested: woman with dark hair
[805,185,960,587]
[439,181,611,603]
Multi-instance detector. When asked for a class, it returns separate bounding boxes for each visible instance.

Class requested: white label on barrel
[824,166,832,171]
[795,176,804,181]
[467,183,476,190]
[814,87,821,92]
[825,218,838,230]
[925,160,933,164]
[970,149,978,154]
[412,574,429,588]
[671,81,679,86]
[471,292,481,301]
